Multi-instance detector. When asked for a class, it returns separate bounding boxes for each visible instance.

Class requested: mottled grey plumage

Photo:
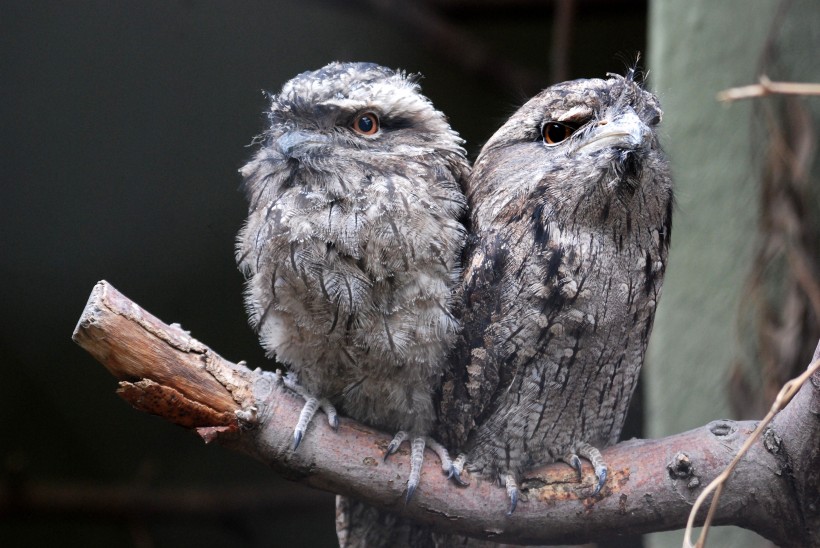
[438,72,674,514]
[236,62,469,507]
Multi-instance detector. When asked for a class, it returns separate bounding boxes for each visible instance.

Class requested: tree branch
[717,76,820,102]
[72,281,819,546]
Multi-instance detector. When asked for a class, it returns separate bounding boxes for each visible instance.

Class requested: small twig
[683,357,820,548]
[717,75,820,102]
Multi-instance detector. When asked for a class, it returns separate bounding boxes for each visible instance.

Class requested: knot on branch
[667,452,699,489]
[708,420,738,438]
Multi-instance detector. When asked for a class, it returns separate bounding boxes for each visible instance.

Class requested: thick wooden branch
[73,281,819,546]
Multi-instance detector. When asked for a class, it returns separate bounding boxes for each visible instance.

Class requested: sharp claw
[576,442,608,496]
[384,440,400,462]
[405,480,418,503]
[569,454,582,481]
[507,488,518,516]
[384,431,407,461]
[504,473,519,515]
[283,376,339,447]
[448,465,469,486]
[592,466,608,497]
[404,437,425,504]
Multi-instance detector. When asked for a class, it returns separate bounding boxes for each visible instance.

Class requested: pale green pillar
[646,0,820,546]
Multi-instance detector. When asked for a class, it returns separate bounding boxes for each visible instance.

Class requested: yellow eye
[352,112,380,136]
[542,122,575,145]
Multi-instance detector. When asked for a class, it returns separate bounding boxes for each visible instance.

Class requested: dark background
[1,1,647,546]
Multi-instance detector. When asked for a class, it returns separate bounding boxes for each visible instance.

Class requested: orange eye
[542,122,575,145]
[352,112,380,135]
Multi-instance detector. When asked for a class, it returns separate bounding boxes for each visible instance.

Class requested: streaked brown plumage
[235,62,469,541]
[438,71,674,515]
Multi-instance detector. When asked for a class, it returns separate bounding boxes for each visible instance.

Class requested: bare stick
[73,281,819,546]
[717,75,820,102]
[683,356,820,548]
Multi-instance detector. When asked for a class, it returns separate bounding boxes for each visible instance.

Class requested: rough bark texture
[73,281,820,546]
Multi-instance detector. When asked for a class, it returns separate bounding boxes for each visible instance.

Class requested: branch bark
[72,281,820,546]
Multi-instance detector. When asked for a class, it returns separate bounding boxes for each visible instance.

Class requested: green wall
[647,0,819,546]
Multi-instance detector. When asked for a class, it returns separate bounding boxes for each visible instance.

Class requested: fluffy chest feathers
[235,62,468,432]
[444,74,673,485]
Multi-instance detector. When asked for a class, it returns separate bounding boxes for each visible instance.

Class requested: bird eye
[352,112,380,136]
[542,122,576,145]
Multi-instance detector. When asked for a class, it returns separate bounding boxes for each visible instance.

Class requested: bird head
[256,62,466,172]
[469,73,673,238]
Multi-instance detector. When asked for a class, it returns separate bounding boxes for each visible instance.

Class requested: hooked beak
[574,108,649,155]
[276,130,330,159]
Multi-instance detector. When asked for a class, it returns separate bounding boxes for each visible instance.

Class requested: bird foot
[384,430,408,460]
[426,440,469,487]
[575,442,608,496]
[447,452,470,486]
[560,452,583,481]
[504,472,519,515]
[384,431,423,502]
[384,432,466,503]
[279,372,338,450]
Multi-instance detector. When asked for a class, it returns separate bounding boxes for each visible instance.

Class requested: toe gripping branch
[384,432,469,503]
[501,443,609,517]
[576,442,608,496]
[278,372,339,450]
[504,473,520,515]
[561,443,608,497]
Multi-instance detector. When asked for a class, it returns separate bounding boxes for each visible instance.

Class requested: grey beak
[575,107,649,155]
[277,131,329,158]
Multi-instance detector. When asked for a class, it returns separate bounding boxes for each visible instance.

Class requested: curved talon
[577,442,608,496]
[384,433,462,502]
[562,453,583,481]
[384,443,398,461]
[405,480,418,504]
[592,466,608,497]
[284,374,339,450]
[447,465,470,486]
[293,397,320,450]
[318,399,338,430]
[405,437,426,503]
[507,487,519,516]
[451,453,469,486]
[504,473,519,515]
[423,438,469,486]
[384,430,407,461]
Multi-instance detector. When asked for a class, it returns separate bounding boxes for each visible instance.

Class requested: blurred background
[1,1,817,547]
